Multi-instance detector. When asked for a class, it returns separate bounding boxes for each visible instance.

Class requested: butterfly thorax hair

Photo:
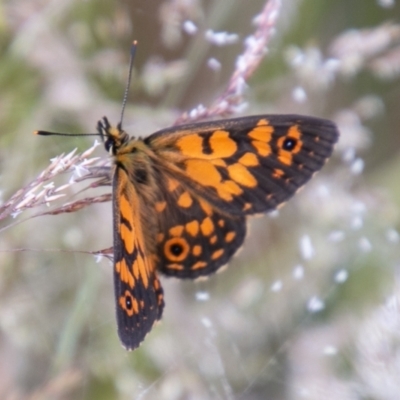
[97,116,158,192]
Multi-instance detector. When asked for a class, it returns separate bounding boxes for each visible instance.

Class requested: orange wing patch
[248,119,273,157]
[247,119,274,141]
[176,130,237,159]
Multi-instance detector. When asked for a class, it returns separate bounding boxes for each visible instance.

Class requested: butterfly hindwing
[151,171,246,278]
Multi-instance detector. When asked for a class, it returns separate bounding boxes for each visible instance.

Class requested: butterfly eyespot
[282,138,297,151]
[125,295,133,310]
[119,291,138,317]
[164,237,190,262]
[171,244,183,256]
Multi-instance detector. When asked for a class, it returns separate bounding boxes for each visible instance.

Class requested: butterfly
[36,50,338,352]
[78,114,339,349]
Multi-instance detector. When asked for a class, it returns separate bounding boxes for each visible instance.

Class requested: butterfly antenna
[34,131,99,137]
[119,40,138,130]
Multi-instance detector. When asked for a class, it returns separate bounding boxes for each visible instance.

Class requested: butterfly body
[96,114,339,350]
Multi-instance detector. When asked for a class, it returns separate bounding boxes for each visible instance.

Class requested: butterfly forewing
[147,115,339,215]
[112,166,164,350]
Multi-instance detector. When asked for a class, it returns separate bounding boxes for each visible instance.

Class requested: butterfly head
[97,117,130,155]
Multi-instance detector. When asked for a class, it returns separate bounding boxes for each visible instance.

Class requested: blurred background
[1,0,400,399]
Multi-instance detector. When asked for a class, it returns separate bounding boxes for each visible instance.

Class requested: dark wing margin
[112,167,164,350]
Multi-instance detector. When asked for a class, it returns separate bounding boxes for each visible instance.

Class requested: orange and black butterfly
[36,46,339,351]
[39,115,339,350]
